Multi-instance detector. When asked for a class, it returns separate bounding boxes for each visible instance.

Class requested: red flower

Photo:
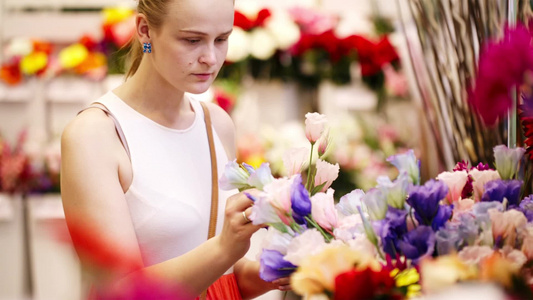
[0,61,22,85]
[233,9,272,31]
[469,24,533,125]
[334,267,399,300]
[79,34,98,52]
[214,90,235,114]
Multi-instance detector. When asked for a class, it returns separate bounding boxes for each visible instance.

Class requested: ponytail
[125,36,143,79]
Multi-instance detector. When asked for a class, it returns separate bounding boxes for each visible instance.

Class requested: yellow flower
[245,154,265,169]
[103,7,134,25]
[20,52,48,75]
[394,268,421,298]
[59,44,89,69]
[420,255,478,294]
[291,244,380,297]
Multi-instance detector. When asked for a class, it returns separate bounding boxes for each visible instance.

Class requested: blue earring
[143,42,152,53]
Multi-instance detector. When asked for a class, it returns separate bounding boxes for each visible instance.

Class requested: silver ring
[242,211,251,223]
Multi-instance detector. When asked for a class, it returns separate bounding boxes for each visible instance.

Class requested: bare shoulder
[202,101,236,159]
[61,107,122,168]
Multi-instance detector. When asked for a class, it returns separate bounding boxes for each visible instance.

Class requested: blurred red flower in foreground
[56,216,192,299]
[469,24,533,125]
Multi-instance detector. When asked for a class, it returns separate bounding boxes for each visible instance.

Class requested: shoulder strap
[199,101,219,300]
[200,101,219,240]
[78,103,131,161]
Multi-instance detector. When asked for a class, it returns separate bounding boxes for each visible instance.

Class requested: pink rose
[310,189,338,230]
[469,169,500,202]
[282,147,309,176]
[436,170,469,204]
[304,112,327,144]
[314,159,339,192]
[489,209,527,245]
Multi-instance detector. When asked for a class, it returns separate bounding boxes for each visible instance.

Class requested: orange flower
[479,252,520,288]
[0,62,22,85]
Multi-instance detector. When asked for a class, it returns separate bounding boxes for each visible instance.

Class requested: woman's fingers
[272,277,292,291]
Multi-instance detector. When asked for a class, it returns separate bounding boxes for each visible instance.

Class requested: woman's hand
[217,189,263,260]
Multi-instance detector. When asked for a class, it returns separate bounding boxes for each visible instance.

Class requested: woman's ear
[135,13,151,43]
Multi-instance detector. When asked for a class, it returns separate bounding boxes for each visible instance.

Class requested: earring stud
[143,42,152,53]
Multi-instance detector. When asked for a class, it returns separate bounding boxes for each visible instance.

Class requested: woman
[60,0,289,298]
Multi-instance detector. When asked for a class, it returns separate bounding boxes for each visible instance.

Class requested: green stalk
[305,143,315,191]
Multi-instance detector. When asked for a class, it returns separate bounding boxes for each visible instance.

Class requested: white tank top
[94,91,236,268]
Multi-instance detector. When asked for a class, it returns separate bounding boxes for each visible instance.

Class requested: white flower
[265,10,301,50]
[5,38,33,59]
[249,28,277,60]
[284,229,326,265]
[226,27,250,63]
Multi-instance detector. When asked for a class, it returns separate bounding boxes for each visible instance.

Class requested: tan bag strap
[199,101,218,300]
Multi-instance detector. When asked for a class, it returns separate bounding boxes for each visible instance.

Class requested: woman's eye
[186,39,200,44]
[216,37,228,43]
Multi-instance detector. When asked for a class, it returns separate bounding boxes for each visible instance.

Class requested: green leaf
[310,182,327,196]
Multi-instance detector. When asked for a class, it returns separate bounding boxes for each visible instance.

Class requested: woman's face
[149,0,234,94]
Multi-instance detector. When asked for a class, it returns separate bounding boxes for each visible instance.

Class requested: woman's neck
[113,67,196,130]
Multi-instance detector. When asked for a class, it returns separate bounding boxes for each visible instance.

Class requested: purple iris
[518,194,533,221]
[259,249,297,282]
[373,207,408,257]
[396,225,436,262]
[481,179,522,206]
[407,180,451,230]
[291,175,311,225]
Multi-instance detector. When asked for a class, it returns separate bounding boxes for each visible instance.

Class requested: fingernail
[244,192,257,202]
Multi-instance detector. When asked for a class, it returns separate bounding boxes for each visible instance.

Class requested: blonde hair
[125,0,171,78]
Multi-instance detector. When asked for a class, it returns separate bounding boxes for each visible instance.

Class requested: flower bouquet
[221,112,533,299]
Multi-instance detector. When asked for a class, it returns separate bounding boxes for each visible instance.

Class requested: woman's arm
[61,108,261,297]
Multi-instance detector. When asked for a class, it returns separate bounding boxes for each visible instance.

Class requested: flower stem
[304,215,332,242]
[305,143,315,191]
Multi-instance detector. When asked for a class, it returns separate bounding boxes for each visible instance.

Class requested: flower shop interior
[1,0,533,299]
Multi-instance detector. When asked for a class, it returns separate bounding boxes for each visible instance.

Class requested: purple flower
[481,179,522,206]
[518,194,533,222]
[259,249,297,282]
[396,225,436,262]
[362,188,388,220]
[473,201,503,225]
[373,207,408,257]
[407,179,450,230]
[435,228,461,255]
[291,175,311,225]
[387,149,421,185]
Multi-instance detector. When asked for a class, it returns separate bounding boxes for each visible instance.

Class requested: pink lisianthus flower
[521,227,533,259]
[304,112,328,144]
[314,159,339,192]
[458,245,494,265]
[451,198,475,222]
[282,147,309,176]
[469,169,501,202]
[284,229,327,266]
[260,177,296,226]
[310,188,338,230]
[436,170,469,204]
[489,208,528,246]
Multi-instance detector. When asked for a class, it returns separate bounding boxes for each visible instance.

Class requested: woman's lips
[193,73,212,80]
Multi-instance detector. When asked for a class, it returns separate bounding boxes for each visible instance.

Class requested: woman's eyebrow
[179,29,233,36]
